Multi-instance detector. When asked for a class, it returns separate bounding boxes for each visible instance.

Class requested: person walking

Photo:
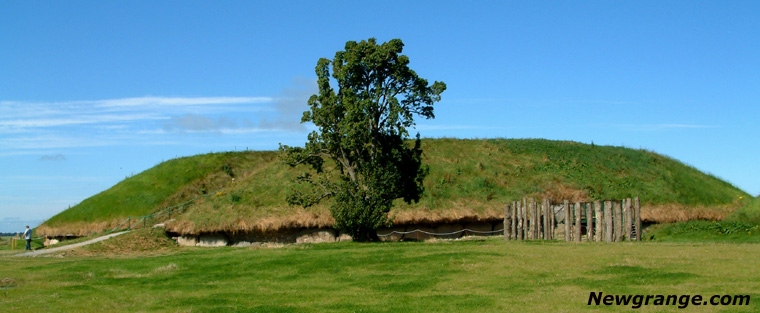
[23,225,32,250]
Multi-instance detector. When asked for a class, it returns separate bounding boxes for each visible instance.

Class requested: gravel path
[13,231,130,257]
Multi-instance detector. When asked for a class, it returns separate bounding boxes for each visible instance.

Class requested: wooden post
[543,199,549,240]
[551,200,557,240]
[563,200,571,241]
[527,199,533,240]
[538,200,543,239]
[624,198,633,241]
[524,198,528,240]
[529,199,535,240]
[504,203,510,241]
[635,197,642,241]
[604,201,613,242]
[540,199,546,240]
[585,202,593,242]
[594,200,602,242]
[523,198,529,240]
[534,199,540,240]
[614,201,623,242]
[574,202,582,242]
[525,199,531,240]
[517,200,524,240]
[547,200,554,240]
[511,201,517,240]
[534,199,540,239]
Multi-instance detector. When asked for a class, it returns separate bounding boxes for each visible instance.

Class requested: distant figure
[23,226,32,250]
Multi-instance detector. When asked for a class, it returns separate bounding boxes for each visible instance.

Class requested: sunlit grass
[2,237,759,312]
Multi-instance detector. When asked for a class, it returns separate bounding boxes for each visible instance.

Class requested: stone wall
[173,220,504,247]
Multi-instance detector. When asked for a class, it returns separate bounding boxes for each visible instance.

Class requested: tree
[280,38,446,241]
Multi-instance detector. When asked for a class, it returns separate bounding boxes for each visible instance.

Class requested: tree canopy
[281,38,446,241]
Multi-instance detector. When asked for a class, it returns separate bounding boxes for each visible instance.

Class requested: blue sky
[1,1,758,232]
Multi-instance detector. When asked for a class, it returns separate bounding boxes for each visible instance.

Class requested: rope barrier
[377,228,504,237]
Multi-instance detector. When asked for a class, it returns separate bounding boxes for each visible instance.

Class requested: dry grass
[163,201,740,235]
[37,201,740,238]
[1,277,18,288]
[166,207,335,235]
[642,203,738,223]
[537,183,590,203]
[60,228,177,257]
[390,205,504,225]
[35,219,126,237]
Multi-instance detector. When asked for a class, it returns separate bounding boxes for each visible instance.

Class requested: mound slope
[37,139,749,236]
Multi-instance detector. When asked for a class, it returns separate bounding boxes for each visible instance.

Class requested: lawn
[2,236,759,312]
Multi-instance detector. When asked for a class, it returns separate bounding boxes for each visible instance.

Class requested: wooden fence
[503,197,641,242]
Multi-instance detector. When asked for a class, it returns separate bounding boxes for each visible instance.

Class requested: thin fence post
[533,199,540,239]
[563,200,571,241]
[624,198,633,241]
[548,200,554,240]
[511,201,517,240]
[520,198,530,240]
[574,202,582,242]
[517,200,524,241]
[526,198,532,240]
[526,199,532,240]
[614,201,623,242]
[604,201,613,242]
[585,202,593,242]
[538,200,543,240]
[531,199,537,239]
[504,203,510,241]
[594,200,602,242]
[542,199,548,240]
[635,197,642,241]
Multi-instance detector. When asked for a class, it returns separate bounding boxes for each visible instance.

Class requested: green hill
[37,139,750,236]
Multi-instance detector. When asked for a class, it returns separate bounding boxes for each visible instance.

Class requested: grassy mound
[37,139,750,236]
[64,228,178,257]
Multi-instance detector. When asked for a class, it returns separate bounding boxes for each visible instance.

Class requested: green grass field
[0,236,45,252]
[2,231,759,313]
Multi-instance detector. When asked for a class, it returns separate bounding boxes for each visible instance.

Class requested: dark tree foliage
[280,38,446,241]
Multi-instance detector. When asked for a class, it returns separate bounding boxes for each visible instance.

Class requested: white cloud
[258,77,317,131]
[0,95,309,152]
[0,96,273,132]
[39,154,67,161]
[0,113,167,129]
[94,96,273,108]
[163,114,237,132]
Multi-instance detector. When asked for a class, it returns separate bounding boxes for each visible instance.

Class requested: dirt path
[13,231,130,257]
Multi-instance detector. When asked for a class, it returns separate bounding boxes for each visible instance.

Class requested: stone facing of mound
[172,220,505,247]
